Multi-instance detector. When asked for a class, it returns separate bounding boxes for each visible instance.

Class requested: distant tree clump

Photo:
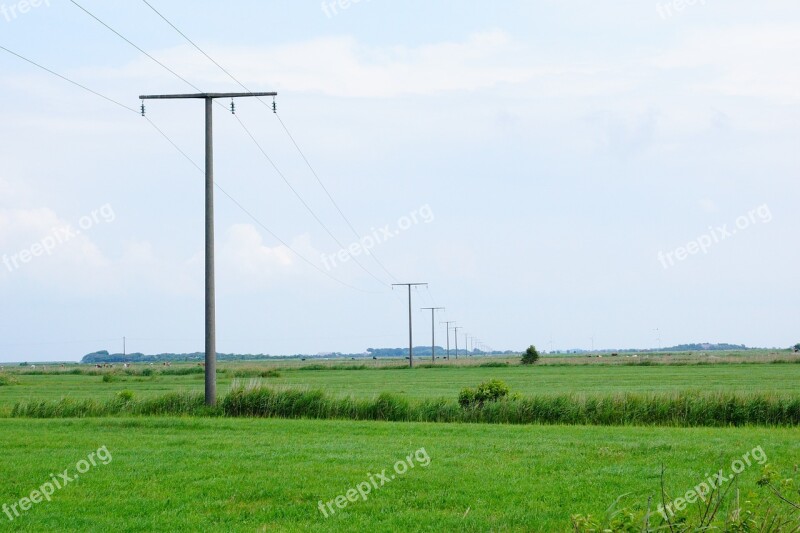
[521,345,540,365]
[794,343,800,353]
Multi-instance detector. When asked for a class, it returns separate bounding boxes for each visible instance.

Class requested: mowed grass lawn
[0,418,797,532]
[3,363,800,411]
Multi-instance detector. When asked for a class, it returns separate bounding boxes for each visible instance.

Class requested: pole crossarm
[140,92,277,99]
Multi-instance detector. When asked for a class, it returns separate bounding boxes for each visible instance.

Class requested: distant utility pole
[453,326,462,359]
[140,91,278,406]
[421,307,445,363]
[123,336,126,358]
[464,332,469,357]
[440,321,455,360]
[392,283,428,367]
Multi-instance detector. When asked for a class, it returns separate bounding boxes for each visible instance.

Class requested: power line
[69,0,203,93]
[140,0,243,89]
[0,43,379,295]
[138,0,400,283]
[0,44,138,114]
[145,115,383,294]
[232,113,391,289]
[273,112,399,283]
[75,0,392,288]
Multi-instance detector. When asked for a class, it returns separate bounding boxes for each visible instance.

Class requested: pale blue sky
[1,1,798,361]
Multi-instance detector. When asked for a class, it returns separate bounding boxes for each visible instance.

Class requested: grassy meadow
[2,351,800,411]
[1,351,799,531]
[0,418,798,531]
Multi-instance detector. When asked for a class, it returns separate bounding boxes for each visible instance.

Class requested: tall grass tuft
[10,387,800,427]
[11,392,209,418]
[218,387,800,427]
[0,374,19,386]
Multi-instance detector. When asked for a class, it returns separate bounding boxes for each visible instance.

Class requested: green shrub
[459,379,510,408]
[521,345,540,365]
[101,373,117,383]
[458,388,477,408]
[478,379,510,401]
[117,390,135,402]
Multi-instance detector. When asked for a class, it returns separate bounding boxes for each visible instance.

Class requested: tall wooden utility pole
[440,321,455,360]
[391,283,427,367]
[139,91,277,405]
[421,307,445,363]
[453,326,462,359]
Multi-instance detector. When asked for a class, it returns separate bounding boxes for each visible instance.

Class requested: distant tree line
[366,347,512,357]
[81,347,515,364]
[663,343,748,351]
[552,343,753,354]
[81,351,276,364]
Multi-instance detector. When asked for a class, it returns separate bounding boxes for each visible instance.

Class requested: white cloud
[91,31,557,99]
[217,224,320,290]
[0,207,110,287]
[651,25,800,104]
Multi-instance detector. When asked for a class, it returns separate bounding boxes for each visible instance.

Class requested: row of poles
[392,283,487,368]
[139,92,489,404]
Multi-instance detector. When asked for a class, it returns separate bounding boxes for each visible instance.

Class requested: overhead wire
[232,113,391,289]
[0,44,138,114]
[138,0,401,283]
[0,43,379,294]
[73,0,392,289]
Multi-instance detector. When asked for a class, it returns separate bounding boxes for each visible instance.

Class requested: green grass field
[2,356,800,531]
[3,361,800,411]
[1,418,797,531]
